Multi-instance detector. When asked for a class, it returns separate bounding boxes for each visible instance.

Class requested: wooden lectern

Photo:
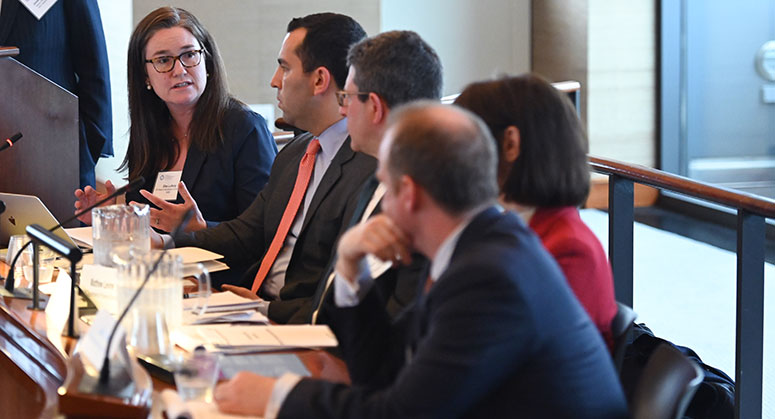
[0,47,79,226]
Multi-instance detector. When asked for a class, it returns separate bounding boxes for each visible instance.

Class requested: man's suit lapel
[420,207,502,300]
[340,175,382,228]
[405,263,431,363]
[307,173,380,323]
[406,206,502,361]
[0,0,20,45]
[299,137,356,232]
[346,174,380,227]
[449,206,502,261]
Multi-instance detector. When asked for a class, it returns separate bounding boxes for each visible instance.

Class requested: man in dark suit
[308,30,443,323]
[215,103,629,418]
[0,0,112,189]
[168,13,375,324]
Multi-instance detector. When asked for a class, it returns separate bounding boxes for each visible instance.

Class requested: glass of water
[21,244,56,284]
[92,204,150,267]
[174,347,220,402]
[6,234,27,279]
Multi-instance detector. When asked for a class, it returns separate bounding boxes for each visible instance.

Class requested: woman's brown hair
[122,6,240,181]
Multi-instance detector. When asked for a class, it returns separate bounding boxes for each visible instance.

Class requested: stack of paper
[173,247,229,276]
[64,226,93,249]
[184,290,263,313]
[172,324,338,354]
[182,291,267,325]
[183,310,268,326]
[68,243,229,275]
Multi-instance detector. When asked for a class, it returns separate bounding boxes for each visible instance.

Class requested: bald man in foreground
[215,102,628,418]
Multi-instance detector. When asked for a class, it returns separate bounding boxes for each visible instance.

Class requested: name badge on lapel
[20,0,57,20]
[152,171,183,201]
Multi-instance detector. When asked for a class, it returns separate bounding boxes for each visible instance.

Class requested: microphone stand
[25,224,82,336]
[0,132,22,152]
[4,177,145,295]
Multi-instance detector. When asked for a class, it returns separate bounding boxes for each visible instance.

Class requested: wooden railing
[589,155,775,419]
[0,47,20,58]
[272,130,295,147]
[440,80,581,110]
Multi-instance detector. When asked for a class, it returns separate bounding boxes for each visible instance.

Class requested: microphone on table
[24,224,83,332]
[98,208,194,386]
[60,176,147,229]
[4,176,145,293]
[0,132,22,152]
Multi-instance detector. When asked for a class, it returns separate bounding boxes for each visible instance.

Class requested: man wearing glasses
[307,30,443,325]
[168,13,375,325]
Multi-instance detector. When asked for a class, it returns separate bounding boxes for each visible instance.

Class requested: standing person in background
[455,74,617,349]
[0,0,113,189]
[74,6,277,233]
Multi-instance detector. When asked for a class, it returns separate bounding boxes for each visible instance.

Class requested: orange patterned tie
[424,274,434,294]
[251,138,321,294]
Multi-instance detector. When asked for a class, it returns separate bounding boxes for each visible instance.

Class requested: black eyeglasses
[145,49,205,73]
[335,90,370,107]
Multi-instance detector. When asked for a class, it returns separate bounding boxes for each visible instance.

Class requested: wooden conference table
[0,262,349,418]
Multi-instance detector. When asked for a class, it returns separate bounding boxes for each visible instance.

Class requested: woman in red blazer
[455,74,617,349]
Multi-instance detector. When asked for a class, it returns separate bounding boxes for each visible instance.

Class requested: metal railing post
[608,175,635,307]
[735,209,765,419]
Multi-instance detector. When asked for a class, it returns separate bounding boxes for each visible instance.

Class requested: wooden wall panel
[532,0,589,124]
[532,0,657,168]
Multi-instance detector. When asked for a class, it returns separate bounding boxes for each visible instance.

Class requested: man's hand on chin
[335,214,412,283]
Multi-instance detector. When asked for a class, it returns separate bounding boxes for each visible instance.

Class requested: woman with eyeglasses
[454,74,617,350]
[74,7,277,233]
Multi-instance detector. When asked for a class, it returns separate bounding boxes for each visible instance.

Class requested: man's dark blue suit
[283,206,629,418]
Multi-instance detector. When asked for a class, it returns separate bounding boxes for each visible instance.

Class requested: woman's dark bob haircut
[455,73,590,207]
